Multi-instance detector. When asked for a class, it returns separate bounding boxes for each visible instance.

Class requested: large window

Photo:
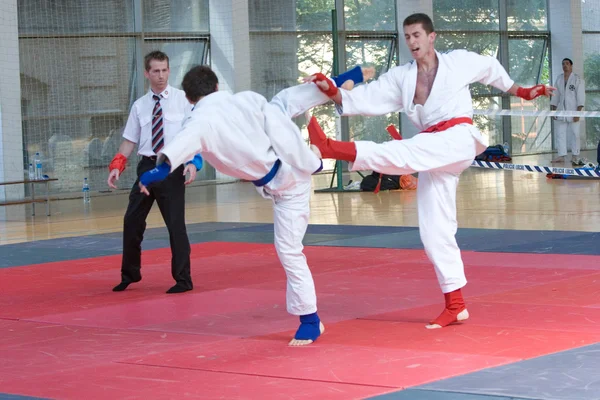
[17,0,210,195]
[249,0,397,172]
[434,0,550,154]
[582,1,600,149]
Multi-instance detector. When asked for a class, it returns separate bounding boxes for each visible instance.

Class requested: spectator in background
[551,58,586,166]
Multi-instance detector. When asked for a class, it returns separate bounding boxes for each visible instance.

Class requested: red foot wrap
[430,288,466,327]
[109,153,127,174]
[312,73,339,97]
[307,116,356,162]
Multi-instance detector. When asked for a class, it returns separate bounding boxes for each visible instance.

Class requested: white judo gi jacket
[550,73,585,122]
[332,49,517,293]
[156,89,324,316]
[338,50,515,169]
[157,90,322,196]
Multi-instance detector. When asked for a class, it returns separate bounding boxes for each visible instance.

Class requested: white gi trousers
[350,123,482,293]
[261,84,325,316]
[263,179,315,315]
[255,169,316,316]
[554,120,581,157]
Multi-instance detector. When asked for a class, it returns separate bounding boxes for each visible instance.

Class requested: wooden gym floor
[1,151,599,245]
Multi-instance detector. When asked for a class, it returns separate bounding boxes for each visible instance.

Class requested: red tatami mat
[0,360,387,400]
[119,336,516,389]
[0,319,227,381]
[2,243,600,399]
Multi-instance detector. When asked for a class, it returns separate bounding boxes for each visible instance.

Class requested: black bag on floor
[475,144,512,162]
[360,172,400,191]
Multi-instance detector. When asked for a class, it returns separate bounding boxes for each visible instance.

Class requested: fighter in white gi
[137,65,372,346]
[306,13,555,329]
[550,58,586,165]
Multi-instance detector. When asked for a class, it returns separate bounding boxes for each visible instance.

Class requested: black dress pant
[120,156,192,289]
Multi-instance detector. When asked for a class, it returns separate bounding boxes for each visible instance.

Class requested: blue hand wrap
[294,312,321,341]
[139,162,170,187]
[331,65,363,87]
[186,154,203,171]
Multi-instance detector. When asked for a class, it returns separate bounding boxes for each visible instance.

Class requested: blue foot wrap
[294,312,321,341]
[140,163,170,186]
[332,65,363,87]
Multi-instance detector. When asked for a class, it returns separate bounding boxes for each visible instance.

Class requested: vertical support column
[209,0,251,182]
[548,0,585,145]
[133,0,145,101]
[335,0,349,142]
[333,2,350,185]
[395,0,433,139]
[0,0,24,209]
[499,0,512,148]
[209,0,251,93]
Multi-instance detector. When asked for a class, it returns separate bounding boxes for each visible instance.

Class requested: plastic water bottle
[82,178,90,203]
[34,152,42,180]
[502,142,510,155]
[28,163,35,180]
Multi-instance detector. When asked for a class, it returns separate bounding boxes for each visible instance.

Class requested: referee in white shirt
[107,51,201,294]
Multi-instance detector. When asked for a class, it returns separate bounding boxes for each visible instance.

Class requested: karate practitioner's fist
[361,66,376,82]
[138,162,170,195]
[308,73,339,97]
[516,84,556,100]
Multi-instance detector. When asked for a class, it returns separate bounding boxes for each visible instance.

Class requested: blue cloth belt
[252,159,281,187]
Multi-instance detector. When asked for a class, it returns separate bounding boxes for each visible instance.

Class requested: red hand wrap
[311,73,339,97]
[516,84,548,101]
[109,153,127,174]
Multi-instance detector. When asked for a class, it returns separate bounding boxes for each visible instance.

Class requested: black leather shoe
[166,284,192,294]
[112,277,141,292]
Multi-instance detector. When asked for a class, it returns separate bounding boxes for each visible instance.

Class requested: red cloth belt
[422,117,473,133]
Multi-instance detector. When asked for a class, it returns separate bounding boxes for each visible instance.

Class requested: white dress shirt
[122,85,192,157]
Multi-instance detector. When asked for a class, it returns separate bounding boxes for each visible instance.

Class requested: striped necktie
[152,94,164,153]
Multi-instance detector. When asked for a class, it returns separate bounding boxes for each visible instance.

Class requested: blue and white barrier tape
[473,109,600,118]
[471,160,600,178]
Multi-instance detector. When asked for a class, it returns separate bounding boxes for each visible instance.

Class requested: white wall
[0,0,25,204]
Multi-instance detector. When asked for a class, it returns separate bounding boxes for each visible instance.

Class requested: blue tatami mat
[368,389,531,400]
[0,394,48,400]
[228,223,417,235]
[3,223,599,269]
[315,227,593,254]
[417,342,600,400]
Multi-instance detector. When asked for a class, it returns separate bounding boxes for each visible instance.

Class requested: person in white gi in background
[306,12,555,329]
[550,58,586,165]
[137,64,373,346]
